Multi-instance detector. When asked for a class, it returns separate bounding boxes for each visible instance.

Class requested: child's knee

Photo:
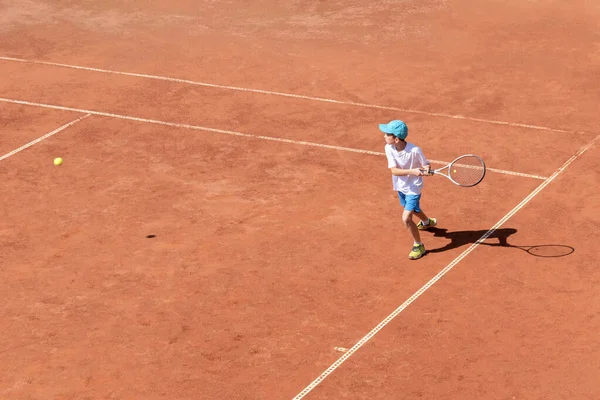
[402,211,414,226]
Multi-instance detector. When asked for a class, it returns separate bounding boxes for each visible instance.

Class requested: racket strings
[449,156,486,186]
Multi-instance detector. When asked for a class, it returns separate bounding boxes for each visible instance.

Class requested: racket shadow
[426,227,575,258]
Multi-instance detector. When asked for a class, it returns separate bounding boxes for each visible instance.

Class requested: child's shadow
[427,227,517,254]
[427,227,574,257]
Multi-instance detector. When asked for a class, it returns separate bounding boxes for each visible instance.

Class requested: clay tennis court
[1,1,599,399]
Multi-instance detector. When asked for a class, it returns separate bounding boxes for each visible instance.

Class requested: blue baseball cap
[379,120,408,139]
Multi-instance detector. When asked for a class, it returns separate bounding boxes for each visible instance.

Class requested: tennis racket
[425,154,486,187]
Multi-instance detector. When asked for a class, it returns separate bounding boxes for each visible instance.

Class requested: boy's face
[384,133,399,145]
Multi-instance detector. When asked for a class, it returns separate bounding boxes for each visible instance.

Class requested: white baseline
[292,133,599,399]
[0,97,546,180]
[0,56,571,134]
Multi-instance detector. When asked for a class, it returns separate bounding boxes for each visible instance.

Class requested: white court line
[0,56,571,134]
[292,133,600,400]
[0,97,546,180]
[0,114,91,162]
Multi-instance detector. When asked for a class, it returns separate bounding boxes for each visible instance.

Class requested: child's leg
[402,209,422,244]
[411,194,436,229]
[398,193,422,243]
[400,193,427,259]
[414,210,430,224]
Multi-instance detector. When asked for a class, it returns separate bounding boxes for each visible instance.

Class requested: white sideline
[0,114,91,161]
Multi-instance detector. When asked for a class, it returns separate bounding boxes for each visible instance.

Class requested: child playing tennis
[379,119,437,260]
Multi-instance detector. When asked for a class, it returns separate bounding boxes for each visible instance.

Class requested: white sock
[422,218,430,226]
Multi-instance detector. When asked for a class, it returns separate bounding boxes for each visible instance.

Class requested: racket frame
[428,154,486,187]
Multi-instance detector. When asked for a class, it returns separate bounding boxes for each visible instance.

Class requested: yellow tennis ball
[453,169,456,173]
[54,157,63,166]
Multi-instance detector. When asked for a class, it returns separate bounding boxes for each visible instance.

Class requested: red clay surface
[1,1,599,399]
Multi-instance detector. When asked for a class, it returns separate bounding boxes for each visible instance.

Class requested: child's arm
[390,167,423,177]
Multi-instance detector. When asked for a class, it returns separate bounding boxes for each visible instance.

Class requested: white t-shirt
[385,142,429,195]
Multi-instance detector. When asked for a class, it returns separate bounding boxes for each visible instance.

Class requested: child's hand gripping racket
[423,154,486,187]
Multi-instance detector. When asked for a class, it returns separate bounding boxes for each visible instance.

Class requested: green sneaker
[417,217,437,231]
[409,243,426,260]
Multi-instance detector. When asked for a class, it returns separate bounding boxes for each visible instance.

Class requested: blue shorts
[398,192,422,212]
